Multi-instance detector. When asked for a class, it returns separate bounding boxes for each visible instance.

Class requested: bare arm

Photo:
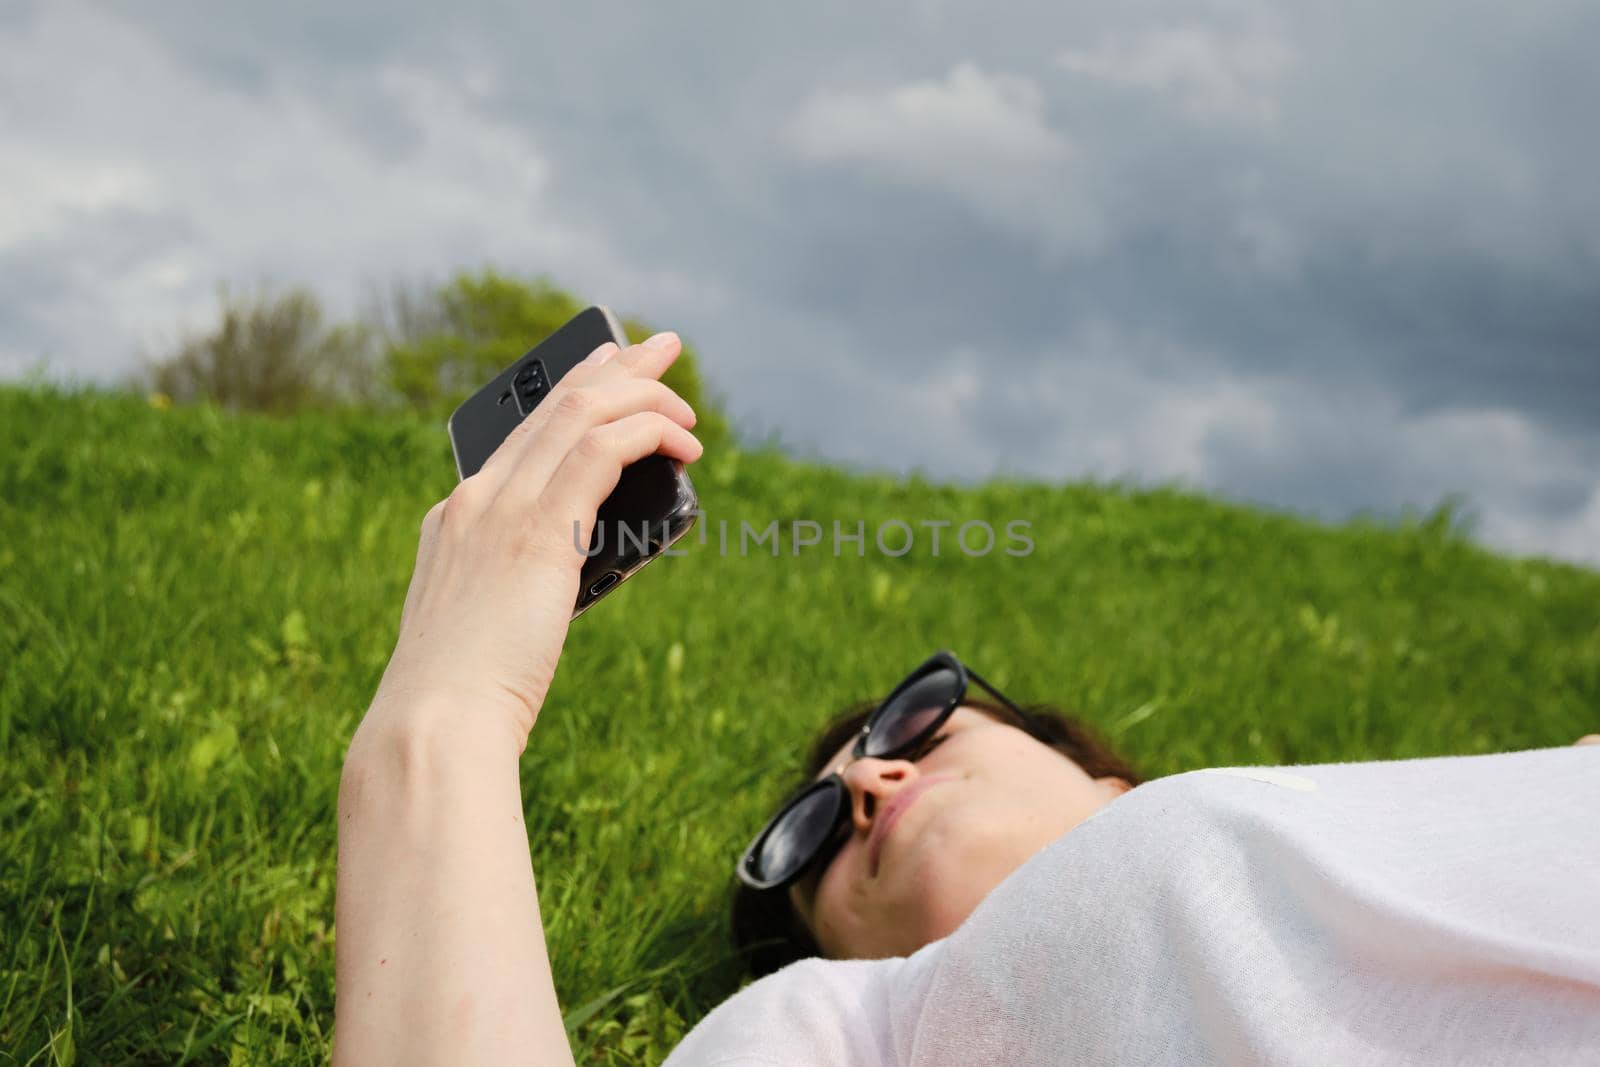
[331,331,701,1065]
[334,712,572,1065]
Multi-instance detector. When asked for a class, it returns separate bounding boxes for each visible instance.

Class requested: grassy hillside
[2,384,1596,1063]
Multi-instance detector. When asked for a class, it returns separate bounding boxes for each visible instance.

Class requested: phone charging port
[586,571,621,599]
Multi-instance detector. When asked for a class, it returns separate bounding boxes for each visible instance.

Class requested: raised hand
[367,331,701,754]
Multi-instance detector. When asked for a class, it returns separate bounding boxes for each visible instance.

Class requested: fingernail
[644,331,679,350]
[584,342,617,365]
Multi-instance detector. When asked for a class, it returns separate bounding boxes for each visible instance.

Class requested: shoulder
[1087,743,1599,836]
[664,956,905,1067]
[985,744,1600,918]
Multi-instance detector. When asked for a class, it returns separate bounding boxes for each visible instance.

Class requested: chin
[909,873,1006,947]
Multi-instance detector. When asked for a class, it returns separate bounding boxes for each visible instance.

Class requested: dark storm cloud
[96,0,425,89]
[4,1,1598,561]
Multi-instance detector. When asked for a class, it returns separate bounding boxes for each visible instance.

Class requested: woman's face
[788,707,1131,960]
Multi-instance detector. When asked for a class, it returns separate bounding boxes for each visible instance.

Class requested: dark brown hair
[730,697,1142,978]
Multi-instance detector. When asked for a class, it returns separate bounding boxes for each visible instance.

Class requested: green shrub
[379,269,581,411]
[143,286,376,414]
[141,269,732,451]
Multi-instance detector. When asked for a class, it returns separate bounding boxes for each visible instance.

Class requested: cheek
[905,788,1074,896]
[808,850,868,947]
[976,739,1104,814]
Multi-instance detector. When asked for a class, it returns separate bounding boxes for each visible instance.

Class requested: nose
[839,757,922,836]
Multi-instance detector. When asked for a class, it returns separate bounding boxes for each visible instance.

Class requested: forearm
[333,706,574,1066]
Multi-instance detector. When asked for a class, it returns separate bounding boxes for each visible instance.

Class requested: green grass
[2,383,1596,1063]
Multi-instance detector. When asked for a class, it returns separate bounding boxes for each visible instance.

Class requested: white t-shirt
[665,746,1600,1066]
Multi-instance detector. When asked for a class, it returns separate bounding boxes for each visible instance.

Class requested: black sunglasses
[736,650,1040,892]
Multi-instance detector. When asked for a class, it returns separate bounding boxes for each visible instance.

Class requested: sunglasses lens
[751,782,845,886]
[862,665,961,759]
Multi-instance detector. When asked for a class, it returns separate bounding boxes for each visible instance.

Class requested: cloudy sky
[4,0,1598,564]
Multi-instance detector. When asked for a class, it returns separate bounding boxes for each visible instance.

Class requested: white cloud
[785,62,1098,257]
[1057,24,1296,128]
[1391,408,1600,561]
[1188,385,1600,564]
[0,156,159,250]
[977,324,1274,484]
[0,2,714,379]
[789,61,1070,174]
[828,325,1600,565]
[1481,485,1600,563]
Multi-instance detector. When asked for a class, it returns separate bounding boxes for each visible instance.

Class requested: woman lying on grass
[332,332,1600,1065]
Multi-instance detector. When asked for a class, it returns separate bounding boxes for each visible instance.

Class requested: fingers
[613,331,683,377]
[475,332,686,490]
[1576,734,1600,747]
[523,410,703,552]
[431,329,700,573]
[494,377,698,499]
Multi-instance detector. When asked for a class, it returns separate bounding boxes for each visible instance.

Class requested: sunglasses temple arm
[966,667,1039,728]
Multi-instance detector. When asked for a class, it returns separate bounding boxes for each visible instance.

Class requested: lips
[868,775,954,877]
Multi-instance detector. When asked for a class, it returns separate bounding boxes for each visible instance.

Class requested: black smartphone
[447,305,699,619]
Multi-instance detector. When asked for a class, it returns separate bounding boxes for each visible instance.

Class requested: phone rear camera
[513,360,552,415]
[587,571,621,599]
